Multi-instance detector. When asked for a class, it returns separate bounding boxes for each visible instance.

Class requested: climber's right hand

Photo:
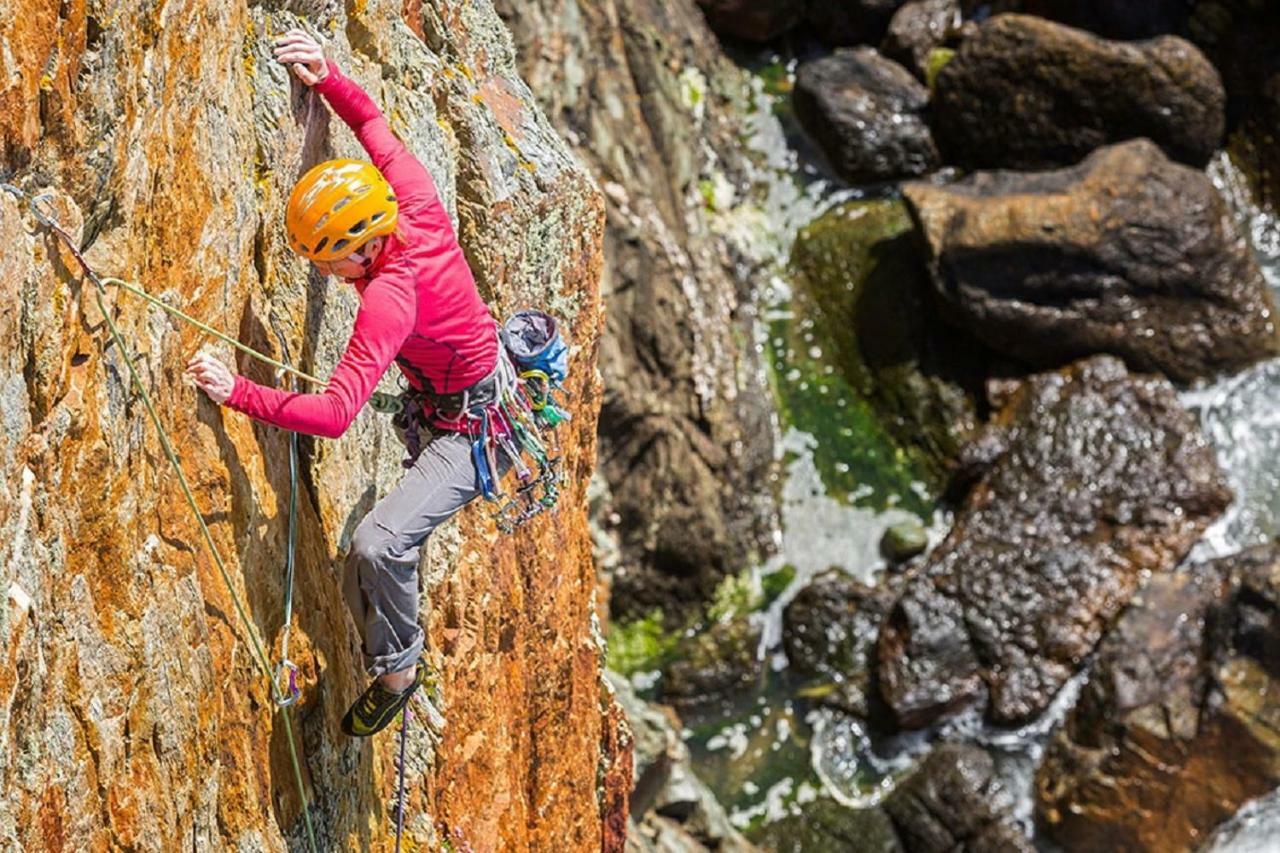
[186,353,235,405]
[272,28,329,87]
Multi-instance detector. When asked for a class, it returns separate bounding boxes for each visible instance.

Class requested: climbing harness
[387,312,573,534]
[3,184,320,852]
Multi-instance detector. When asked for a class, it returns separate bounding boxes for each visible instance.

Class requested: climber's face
[315,236,385,281]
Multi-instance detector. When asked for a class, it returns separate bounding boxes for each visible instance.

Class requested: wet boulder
[757,745,1031,851]
[883,744,1033,852]
[881,519,929,563]
[783,571,898,717]
[1037,543,1280,852]
[694,0,802,43]
[661,615,762,707]
[881,0,962,81]
[932,14,1225,169]
[904,139,1280,384]
[794,48,941,184]
[878,356,1232,729]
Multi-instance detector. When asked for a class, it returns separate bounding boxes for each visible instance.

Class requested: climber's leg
[342,431,490,679]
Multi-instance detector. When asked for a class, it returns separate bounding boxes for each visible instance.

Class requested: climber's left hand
[186,353,235,405]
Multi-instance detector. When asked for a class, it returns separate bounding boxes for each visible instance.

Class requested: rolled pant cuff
[363,633,424,678]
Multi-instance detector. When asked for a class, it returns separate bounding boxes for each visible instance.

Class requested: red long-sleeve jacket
[225,59,498,438]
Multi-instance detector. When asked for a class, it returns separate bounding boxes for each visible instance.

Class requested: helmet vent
[314,237,329,253]
[333,238,351,253]
[348,219,367,235]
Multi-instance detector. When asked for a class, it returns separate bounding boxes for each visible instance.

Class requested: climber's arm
[312,61,442,220]
[216,278,415,438]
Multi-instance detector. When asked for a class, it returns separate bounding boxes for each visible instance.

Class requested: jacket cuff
[314,59,343,94]
[226,374,249,410]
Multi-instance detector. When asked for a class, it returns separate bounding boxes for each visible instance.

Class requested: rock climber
[185,28,508,737]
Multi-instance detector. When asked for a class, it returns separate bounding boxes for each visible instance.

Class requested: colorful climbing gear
[430,316,570,534]
[378,310,571,534]
[5,184,320,853]
[286,158,398,261]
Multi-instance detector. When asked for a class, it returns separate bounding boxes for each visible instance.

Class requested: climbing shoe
[341,660,426,738]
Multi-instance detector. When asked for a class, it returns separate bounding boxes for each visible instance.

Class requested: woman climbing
[186,29,507,737]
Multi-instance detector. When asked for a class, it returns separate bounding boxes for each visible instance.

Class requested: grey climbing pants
[342,430,499,677]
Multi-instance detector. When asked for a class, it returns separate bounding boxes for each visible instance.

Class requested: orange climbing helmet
[285,159,398,262]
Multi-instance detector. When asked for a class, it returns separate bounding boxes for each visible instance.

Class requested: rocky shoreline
[541,1,1280,849]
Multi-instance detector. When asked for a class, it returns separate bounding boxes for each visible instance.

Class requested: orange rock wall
[0,1,625,850]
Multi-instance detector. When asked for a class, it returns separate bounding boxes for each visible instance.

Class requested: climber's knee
[348,517,397,577]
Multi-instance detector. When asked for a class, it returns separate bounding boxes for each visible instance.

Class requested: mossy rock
[789,199,981,488]
[661,614,762,705]
[881,518,928,562]
[754,799,902,852]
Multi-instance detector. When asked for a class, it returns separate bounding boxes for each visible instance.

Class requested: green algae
[606,608,679,676]
[774,198,979,514]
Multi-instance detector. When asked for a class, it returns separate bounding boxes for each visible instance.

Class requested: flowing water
[675,56,1280,847]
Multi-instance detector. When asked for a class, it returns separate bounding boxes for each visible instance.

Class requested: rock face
[1037,543,1280,852]
[0,2,624,850]
[757,745,1031,851]
[881,0,962,81]
[905,139,1280,384]
[793,48,941,184]
[497,0,778,617]
[878,356,1232,729]
[933,15,1225,169]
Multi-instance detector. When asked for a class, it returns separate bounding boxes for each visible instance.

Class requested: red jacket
[226,59,498,438]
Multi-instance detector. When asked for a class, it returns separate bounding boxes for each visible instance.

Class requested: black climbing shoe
[341,660,426,738]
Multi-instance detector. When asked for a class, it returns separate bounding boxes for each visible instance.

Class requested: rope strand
[7,185,320,852]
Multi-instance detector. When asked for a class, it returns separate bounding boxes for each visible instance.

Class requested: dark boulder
[694,0,801,43]
[661,615,762,707]
[878,356,1232,729]
[756,744,1031,851]
[793,48,940,184]
[783,571,898,716]
[1037,543,1280,852]
[933,14,1225,169]
[883,744,1033,852]
[904,139,1280,384]
[881,0,961,81]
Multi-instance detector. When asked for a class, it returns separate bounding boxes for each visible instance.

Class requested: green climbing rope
[7,186,319,852]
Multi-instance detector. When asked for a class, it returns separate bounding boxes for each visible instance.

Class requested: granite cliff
[0,1,626,849]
